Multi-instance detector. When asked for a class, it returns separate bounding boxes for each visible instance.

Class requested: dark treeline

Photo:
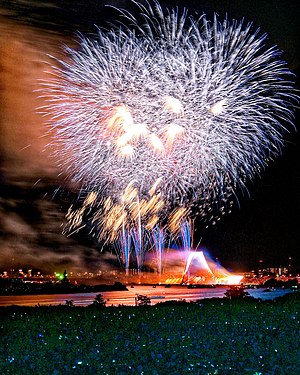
[0,278,127,296]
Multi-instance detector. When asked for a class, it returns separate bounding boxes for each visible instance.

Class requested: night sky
[0,0,299,274]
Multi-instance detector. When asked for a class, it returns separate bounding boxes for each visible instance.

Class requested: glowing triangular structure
[182,251,243,285]
[183,251,214,277]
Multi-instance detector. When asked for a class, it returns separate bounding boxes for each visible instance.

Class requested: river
[0,285,293,307]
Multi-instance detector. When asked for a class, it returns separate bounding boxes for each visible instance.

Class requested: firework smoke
[43,1,298,241]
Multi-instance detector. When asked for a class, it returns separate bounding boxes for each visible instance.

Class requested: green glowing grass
[0,293,299,374]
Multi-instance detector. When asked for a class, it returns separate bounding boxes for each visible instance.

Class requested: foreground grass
[0,293,299,374]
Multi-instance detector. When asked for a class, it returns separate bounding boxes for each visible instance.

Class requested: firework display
[43,1,297,274]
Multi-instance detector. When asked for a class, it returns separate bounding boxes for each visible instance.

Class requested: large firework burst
[43,0,297,226]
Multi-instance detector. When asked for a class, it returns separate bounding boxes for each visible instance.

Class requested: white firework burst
[42,0,298,224]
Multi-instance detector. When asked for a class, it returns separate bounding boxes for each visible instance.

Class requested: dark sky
[0,0,299,274]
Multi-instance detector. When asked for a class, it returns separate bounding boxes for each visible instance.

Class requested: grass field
[0,293,299,374]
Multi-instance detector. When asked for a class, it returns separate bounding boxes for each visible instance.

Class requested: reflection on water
[0,285,228,307]
[0,286,293,307]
